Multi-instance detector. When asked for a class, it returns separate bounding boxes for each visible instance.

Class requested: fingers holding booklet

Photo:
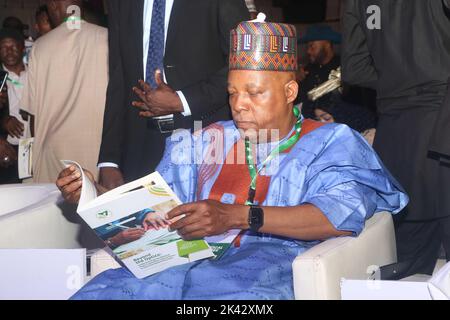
[167,200,244,241]
[56,166,83,203]
[57,160,230,279]
[56,164,107,204]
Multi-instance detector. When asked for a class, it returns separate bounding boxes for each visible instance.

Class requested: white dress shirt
[3,65,31,146]
[99,0,191,169]
[143,0,191,117]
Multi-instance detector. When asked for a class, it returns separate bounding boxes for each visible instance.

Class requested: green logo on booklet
[209,243,231,260]
[177,240,209,258]
[97,210,110,219]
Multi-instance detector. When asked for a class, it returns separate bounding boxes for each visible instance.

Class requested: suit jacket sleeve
[444,0,450,18]
[0,96,8,137]
[180,0,249,118]
[342,0,378,89]
[97,0,125,165]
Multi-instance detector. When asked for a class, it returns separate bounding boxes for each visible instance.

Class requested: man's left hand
[132,70,183,118]
[167,200,245,240]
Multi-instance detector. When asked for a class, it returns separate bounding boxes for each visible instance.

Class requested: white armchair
[0,184,81,249]
[88,212,397,300]
[0,184,397,300]
[292,212,397,300]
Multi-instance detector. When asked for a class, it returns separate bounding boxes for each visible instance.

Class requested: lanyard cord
[7,76,23,87]
[245,106,302,205]
[64,16,82,22]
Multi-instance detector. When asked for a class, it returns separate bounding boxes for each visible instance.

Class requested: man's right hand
[56,166,83,204]
[99,167,125,190]
[4,116,24,138]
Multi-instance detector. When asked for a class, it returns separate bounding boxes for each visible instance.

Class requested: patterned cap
[229,18,297,72]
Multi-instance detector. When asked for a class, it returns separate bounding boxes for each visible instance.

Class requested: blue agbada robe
[72,120,408,300]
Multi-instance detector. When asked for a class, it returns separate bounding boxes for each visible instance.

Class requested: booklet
[207,230,242,260]
[62,160,214,279]
[18,137,33,179]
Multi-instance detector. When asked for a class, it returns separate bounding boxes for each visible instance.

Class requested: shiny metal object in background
[307,67,342,102]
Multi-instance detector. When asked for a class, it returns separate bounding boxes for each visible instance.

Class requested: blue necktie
[146,0,166,88]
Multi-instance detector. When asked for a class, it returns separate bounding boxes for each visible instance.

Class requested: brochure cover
[62,160,214,279]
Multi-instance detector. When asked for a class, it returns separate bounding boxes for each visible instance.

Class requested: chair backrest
[0,183,81,249]
[292,212,397,300]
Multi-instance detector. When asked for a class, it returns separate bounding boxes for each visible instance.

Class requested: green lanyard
[64,16,82,23]
[7,76,23,88]
[245,106,302,205]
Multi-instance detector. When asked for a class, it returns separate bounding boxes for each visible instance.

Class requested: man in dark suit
[342,0,450,279]
[98,0,249,188]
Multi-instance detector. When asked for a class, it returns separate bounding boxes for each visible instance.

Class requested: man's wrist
[248,205,264,232]
[176,91,192,116]
[1,116,10,130]
[98,162,119,169]
[232,205,251,230]
[171,92,184,113]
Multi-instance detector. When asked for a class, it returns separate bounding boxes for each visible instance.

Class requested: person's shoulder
[30,32,58,59]
[320,123,377,159]
[191,120,237,142]
[294,122,381,172]
[84,22,107,33]
[300,121,367,150]
[81,22,108,38]
[33,26,63,49]
[317,122,365,141]
[301,119,326,135]
[79,22,108,48]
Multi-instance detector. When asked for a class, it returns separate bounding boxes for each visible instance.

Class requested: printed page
[69,170,213,279]
[206,230,242,260]
[79,171,180,212]
[18,137,34,179]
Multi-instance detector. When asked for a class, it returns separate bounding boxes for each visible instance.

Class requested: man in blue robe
[56,16,408,300]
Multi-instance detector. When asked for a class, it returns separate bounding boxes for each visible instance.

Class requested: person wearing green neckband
[20,0,108,186]
[0,28,30,183]
[57,15,408,300]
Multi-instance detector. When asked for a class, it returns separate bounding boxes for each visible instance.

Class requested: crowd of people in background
[0,5,53,182]
[0,0,378,185]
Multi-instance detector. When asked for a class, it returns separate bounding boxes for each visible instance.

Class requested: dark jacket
[341,0,450,220]
[342,0,450,113]
[99,0,249,181]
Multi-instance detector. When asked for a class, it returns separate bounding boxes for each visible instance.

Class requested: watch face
[249,206,264,232]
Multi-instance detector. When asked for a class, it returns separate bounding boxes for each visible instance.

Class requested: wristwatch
[248,205,264,232]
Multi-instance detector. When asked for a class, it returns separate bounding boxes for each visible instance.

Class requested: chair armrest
[89,248,121,280]
[292,212,397,300]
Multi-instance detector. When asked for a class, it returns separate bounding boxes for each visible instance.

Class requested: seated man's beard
[313,48,328,65]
